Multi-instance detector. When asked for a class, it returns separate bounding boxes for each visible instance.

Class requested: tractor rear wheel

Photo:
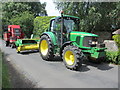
[62,45,84,70]
[39,35,54,60]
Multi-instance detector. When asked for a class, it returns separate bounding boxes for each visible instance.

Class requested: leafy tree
[0,2,2,37]
[34,16,55,36]
[22,2,47,16]
[2,2,47,37]
[2,2,31,25]
[54,2,120,33]
[10,11,34,38]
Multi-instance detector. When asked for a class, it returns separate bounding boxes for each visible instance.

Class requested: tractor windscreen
[64,17,79,33]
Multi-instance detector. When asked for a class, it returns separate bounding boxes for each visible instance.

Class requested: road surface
[0,39,118,88]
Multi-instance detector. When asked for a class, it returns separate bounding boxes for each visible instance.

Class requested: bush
[33,16,55,36]
[112,34,120,51]
[106,51,120,64]
[112,34,120,64]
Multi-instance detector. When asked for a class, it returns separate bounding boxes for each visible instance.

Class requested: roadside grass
[0,50,12,88]
[0,49,2,89]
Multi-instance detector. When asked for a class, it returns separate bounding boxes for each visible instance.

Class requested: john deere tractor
[39,12,106,70]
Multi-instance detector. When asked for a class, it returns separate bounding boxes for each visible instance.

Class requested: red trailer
[3,25,24,48]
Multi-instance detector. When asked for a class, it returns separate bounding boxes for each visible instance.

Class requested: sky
[40,0,60,16]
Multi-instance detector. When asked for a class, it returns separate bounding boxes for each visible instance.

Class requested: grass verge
[0,50,2,89]
[0,50,12,88]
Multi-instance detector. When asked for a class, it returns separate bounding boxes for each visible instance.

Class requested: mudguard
[60,41,74,57]
[40,32,57,46]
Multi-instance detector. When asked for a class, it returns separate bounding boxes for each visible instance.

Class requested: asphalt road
[0,39,118,88]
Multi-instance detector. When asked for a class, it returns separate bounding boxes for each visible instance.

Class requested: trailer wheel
[62,45,84,70]
[11,43,16,48]
[39,35,54,60]
[5,41,9,47]
[16,47,20,53]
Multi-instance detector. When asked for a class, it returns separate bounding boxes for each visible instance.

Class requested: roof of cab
[50,15,80,20]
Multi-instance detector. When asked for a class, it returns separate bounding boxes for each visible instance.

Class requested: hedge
[106,51,120,64]
[107,34,120,64]
[112,34,120,51]
[33,16,55,36]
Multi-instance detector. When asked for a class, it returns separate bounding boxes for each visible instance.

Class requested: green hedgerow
[33,16,55,36]
[106,51,120,64]
[113,34,120,51]
[112,34,120,51]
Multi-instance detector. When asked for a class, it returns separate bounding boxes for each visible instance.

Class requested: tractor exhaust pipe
[61,11,64,47]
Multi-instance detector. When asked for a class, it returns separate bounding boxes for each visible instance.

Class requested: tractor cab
[49,15,80,46]
[49,15,80,33]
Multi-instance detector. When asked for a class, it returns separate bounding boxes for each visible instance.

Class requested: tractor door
[50,19,62,47]
[50,18,68,46]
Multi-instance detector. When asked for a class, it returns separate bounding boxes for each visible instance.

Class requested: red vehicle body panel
[3,25,24,43]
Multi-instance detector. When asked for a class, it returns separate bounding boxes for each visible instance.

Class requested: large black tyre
[11,43,16,48]
[62,45,84,70]
[39,35,54,60]
[5,41,9,47]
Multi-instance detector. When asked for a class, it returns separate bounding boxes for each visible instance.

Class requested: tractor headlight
[91,41,98,45]
[89,39,98,45]
[83,36,98,47]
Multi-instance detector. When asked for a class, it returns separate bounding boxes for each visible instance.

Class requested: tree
[10,11,34,38]
[2,2,31,25]
[54,2,120,33]
[2,2,47,37]
[22,2,47,16]
[34,16,55,36]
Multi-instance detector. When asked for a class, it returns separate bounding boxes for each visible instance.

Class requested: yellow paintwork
[64,50,75,65]
[17,44,39,52]
[17,47,21,52]
[40,40,48,56]
[70,33,91,36]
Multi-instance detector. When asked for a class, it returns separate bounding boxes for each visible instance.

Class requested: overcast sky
[40,0,60,16]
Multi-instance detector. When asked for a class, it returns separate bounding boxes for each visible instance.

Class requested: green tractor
[39,12,106,70]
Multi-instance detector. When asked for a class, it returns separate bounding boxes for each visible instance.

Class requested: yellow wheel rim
[40,40,48,56]
[64,50,75,65]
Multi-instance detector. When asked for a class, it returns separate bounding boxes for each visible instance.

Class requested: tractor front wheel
[62,45,84,70]
[39,35,54,60]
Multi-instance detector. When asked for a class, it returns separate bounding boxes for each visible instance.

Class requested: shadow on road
[3,53,36,88]
[20,50,39,55]
[48,55,63,62]
[53,56,63,62]
[45,55,114,72]
[79,60,114,72]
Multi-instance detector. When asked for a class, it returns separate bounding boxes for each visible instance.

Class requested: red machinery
[3,25,24,48]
